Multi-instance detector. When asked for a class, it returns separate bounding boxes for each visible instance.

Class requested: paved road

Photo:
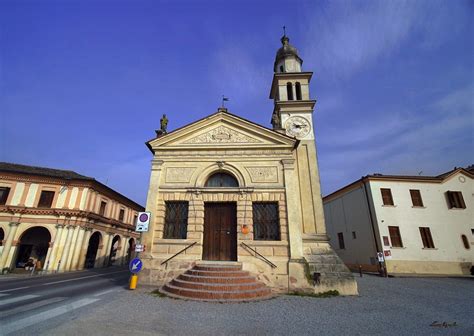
[47,274,474,336]
[0,267,130,335]
[1,272,473,335]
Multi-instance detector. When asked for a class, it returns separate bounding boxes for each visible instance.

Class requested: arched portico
[108,235,121,266]
[126,238,135,264]
[84,231,102,269]
[0,227,5,256]
[14,226,51,270]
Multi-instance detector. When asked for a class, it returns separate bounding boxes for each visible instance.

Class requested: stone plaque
[165,167,196,183]
[246,167,278,183]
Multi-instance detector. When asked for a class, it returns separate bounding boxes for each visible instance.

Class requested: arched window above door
[205,172,239,187]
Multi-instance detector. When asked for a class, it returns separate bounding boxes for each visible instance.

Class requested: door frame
[202,202,237,261]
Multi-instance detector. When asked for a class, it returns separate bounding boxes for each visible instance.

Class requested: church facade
[140,35,357,295]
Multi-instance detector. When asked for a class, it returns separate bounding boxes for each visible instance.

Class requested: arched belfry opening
[295,82,302,100]
[286,82,294,100]
[205,172,239,188]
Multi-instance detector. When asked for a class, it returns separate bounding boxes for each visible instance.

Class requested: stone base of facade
[299,237,358,296]
[139,244,359,296]
[386,260,473,276]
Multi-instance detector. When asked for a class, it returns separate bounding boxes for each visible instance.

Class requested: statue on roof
[271,112,281,129]
[160,114,168,133]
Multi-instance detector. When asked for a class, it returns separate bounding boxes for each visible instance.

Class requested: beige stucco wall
[370,173,473,274]
[324,171,474,275]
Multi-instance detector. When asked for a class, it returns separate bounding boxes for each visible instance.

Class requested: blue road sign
[129,258,143,274]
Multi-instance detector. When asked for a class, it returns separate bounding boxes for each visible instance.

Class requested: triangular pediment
[147,111,297,152]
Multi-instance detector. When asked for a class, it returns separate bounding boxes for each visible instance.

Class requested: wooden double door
[203,202,237,261]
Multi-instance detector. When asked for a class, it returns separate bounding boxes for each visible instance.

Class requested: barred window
[164,201,188,239]
[253,202,280,241]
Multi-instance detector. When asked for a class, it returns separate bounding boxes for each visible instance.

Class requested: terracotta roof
[0,162,94,181]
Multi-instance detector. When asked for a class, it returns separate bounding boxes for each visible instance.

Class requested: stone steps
[160,263,273,302]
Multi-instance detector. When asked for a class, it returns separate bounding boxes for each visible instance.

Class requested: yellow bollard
[129,274,138,290]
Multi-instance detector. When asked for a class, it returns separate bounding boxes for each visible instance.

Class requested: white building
[323,166,474,276]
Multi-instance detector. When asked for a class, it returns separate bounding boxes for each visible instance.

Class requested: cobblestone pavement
[44,274,473,336]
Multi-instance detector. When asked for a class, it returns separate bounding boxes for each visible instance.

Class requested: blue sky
[1,0,473,206]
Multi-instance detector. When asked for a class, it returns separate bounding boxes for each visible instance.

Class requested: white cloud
[319,84,474,194]
[302,0,470,79]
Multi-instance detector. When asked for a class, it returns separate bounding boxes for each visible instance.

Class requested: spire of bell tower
[273,29,303,73]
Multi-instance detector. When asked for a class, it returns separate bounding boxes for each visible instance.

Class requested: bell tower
[269,33,357,295]
[269,34,316,141]
[269,33,325,238]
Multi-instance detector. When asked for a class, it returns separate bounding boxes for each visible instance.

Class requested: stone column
[281,159,303,259]
[119,236,128,265]
[69,227,86,271]
[59,226,75,271]
[45,224,65,271]
[64,225,80,271]
[77,228,92,270]
[103,233,114,267]
[42,242,53,273]
[0,222,20,271]
[95,232,111,268]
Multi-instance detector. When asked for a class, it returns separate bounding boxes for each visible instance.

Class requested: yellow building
[140,35,357,300]
[0,162,143,273]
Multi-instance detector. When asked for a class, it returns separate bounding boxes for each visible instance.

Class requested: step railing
[240,242,277,268]
[160,241,197,265]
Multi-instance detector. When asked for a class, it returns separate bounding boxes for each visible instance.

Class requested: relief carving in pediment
[183,126,262,144]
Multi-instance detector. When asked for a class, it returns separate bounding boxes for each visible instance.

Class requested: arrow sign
[129,258,143,274]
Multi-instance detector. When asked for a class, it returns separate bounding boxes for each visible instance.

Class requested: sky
[1,0,473,206]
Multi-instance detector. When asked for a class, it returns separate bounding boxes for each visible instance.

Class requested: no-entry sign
[136,212,150,232]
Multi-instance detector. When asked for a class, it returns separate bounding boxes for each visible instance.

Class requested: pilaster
[0,222,20,270]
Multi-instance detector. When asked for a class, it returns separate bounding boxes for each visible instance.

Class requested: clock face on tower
[285,116,311,138]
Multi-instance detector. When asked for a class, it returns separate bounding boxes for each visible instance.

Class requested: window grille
[164,201,188,239]
[253,202,280,241]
